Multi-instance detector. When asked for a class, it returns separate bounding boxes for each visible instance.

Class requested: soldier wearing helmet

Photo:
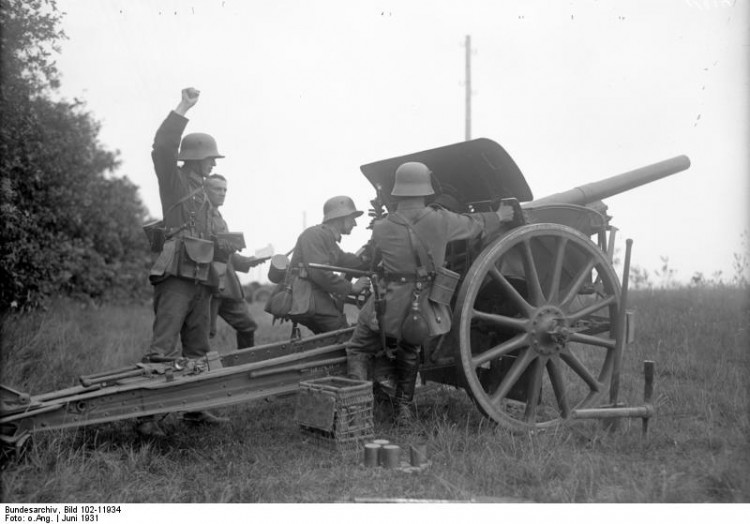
[138,88,227,436]
[346,161,516,425]
[284,196,371,334]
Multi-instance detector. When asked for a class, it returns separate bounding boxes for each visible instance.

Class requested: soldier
[346,162,516,424]
[138,87,227,436]
[204,174,264,349]
[286,196,371,334]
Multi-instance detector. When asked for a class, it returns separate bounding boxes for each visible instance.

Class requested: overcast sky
[53,0,749,284]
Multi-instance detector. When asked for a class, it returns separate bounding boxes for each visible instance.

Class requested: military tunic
[146,111,214,360]
[152,112,213,244]
[287,223,365,334]
[347,201,501,363]
[209,208,258,348]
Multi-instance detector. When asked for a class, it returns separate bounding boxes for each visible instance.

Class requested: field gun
[360,139,689,430]
[0,139,688,456]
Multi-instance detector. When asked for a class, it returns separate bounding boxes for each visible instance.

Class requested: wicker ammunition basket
[295,377,374,453]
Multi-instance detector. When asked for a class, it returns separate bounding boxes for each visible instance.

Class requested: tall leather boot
[394,347,420,426]
[347,355,369,381]
[371,354,397,403]
[236,329,255,349]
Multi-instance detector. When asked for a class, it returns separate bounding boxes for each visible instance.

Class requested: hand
[181,87,200,107]
[357,241,374,265]
[248,256,269,268]
[496,201,515,223]
[587,200,609,217]
[175,87,200,116]
[351,276,371,294]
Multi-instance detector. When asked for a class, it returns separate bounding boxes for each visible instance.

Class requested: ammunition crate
[295,377,374,453]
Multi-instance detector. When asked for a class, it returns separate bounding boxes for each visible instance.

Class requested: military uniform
[287,223,366,334]
[147,111,215,360]
[209,208,258,349]
[347,201,502,417]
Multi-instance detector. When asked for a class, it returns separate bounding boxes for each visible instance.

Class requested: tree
[1,0,152,310]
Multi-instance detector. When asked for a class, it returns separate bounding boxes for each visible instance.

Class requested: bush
[0,0,152,309]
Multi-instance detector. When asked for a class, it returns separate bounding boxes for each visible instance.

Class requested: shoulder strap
[163,184,210,238]
[389,211,435,274]
[165,185,204,219]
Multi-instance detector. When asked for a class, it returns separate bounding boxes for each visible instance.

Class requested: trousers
[211,297,258,349]
[148,276,212,359]
[291,313,349,335]
[346,318,420,389]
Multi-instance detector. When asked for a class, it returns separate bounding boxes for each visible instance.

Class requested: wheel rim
[455,223,621,431]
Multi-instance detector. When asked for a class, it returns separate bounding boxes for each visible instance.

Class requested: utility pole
[464,34,472,141]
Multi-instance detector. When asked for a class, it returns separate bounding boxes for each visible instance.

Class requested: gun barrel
[306,262,370,278]
[524,155,690,207]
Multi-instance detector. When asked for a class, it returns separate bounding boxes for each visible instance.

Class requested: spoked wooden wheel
[454,223,622,431]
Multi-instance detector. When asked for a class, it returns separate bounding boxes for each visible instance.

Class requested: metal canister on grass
[372,439,390,466]
[382,445,401,469]
[363,443,380,467]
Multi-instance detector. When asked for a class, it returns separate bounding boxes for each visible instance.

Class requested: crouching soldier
[284,196,371,334]
[346,162,516,425]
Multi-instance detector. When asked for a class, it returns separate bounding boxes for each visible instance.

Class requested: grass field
[1,287,748,504]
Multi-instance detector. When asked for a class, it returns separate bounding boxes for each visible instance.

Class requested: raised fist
[181,87,200,107]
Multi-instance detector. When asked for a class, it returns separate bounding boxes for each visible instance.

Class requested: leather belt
[383,272,433,283]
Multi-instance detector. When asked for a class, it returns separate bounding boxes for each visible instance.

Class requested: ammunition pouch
[154,236,214,283]
[178,236,214,282]
[428,266,460,306]
[287,273,316,317]
[144,186,205,253]
[143,220,166,253]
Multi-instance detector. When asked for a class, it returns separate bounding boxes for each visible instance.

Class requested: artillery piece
[361,139,688,430]
[0,139,689,453]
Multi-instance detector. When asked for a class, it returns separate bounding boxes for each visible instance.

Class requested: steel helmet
[391,162,434,197]
[322,195,364,223]
[177,133,224,161]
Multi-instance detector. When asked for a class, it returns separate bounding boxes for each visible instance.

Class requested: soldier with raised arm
[138,88,227,436]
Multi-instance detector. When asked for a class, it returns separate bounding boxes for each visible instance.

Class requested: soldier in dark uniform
[204,174,264,349]
[346,162,516,424]
[286,196,371,334]
[138,88,227,436]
